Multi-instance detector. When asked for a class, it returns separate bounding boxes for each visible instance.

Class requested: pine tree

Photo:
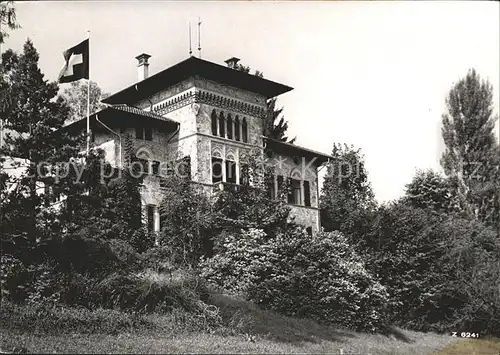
[320,143,376,235]
[440,69,500,229]
[0,40,80,241]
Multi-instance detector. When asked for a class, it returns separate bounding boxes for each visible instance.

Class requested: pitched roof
[109,105,178,124]
[263,137,333,165]
[62,105,179,131]
[102,56,293,105]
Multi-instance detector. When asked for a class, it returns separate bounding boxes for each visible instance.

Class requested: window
[211,110,218,135]
[147,205,155,233]
[135,127,153,141]
[135,127,142,139]
[226,160,237,184]
[137,158,149,175]
[144,127,153,141]
[306,227,313,236]
[287,178,301,205]
[152,160,160,175]
[234,116,240,141]
[212,157,223,183]
[177,156,191,179]
[227,115,233,140]
[218,112,225,138]
[242,118,248,143]
[304,180,311,207]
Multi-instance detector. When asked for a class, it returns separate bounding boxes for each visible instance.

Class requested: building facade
[65,54,331,235]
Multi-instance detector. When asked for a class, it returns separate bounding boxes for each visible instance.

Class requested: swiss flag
[58,39,89,83]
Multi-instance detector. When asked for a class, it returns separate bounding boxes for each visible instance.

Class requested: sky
[3,1,500,203]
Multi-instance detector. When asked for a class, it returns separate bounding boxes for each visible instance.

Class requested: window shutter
[304,180,311,207]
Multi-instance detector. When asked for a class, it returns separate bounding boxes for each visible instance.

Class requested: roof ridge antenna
[188,20,192,57]
[197,17,202,59]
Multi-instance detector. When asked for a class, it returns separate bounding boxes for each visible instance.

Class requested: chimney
[224,57,240,69]
[135,53,151,81]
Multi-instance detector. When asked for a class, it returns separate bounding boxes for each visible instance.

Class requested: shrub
[201,228,389,332]
[25,262,64,306]
[91,270,211,314]
[442,218,500,336]
[0,254,28,301]
[108,238,142,270]
[358,201,500,335]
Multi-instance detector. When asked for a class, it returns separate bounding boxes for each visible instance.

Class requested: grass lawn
[0,330,457,354]
[435,337,500,355]
[0,293,457,354]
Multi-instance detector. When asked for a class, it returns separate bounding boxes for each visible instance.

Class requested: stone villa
[64,54,332,235]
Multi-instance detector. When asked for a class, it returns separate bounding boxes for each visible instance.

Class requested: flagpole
[86,30,90,156]
[0,19,3,149]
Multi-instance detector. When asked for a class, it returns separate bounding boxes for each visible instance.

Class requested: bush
[201,228,389,332]
[358,201,500,336]
[442,218,500,336]
[1,254,28,301]
[91,270,211,313]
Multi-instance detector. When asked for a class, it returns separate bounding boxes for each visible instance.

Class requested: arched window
[234,116,240,141]
[242,118,248,143]
[227,114,233,140]
[225,152,237,184]
[218,112,225,138]
[212,149,223,184]
[211,110,218,135]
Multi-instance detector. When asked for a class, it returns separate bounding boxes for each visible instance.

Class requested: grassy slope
[435,337,500,355]
[0,293,457,354]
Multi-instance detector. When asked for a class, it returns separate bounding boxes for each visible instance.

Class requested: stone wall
[135,78,195,109]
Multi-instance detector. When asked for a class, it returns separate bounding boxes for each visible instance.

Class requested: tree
[235,63,296,143]
[403,169,460,214]
[320,143,376,236]
[59,80,109,123]
[441,69,500,229]
[0,40,80,241]
[158,174,215,266]
[0,1,19,44]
